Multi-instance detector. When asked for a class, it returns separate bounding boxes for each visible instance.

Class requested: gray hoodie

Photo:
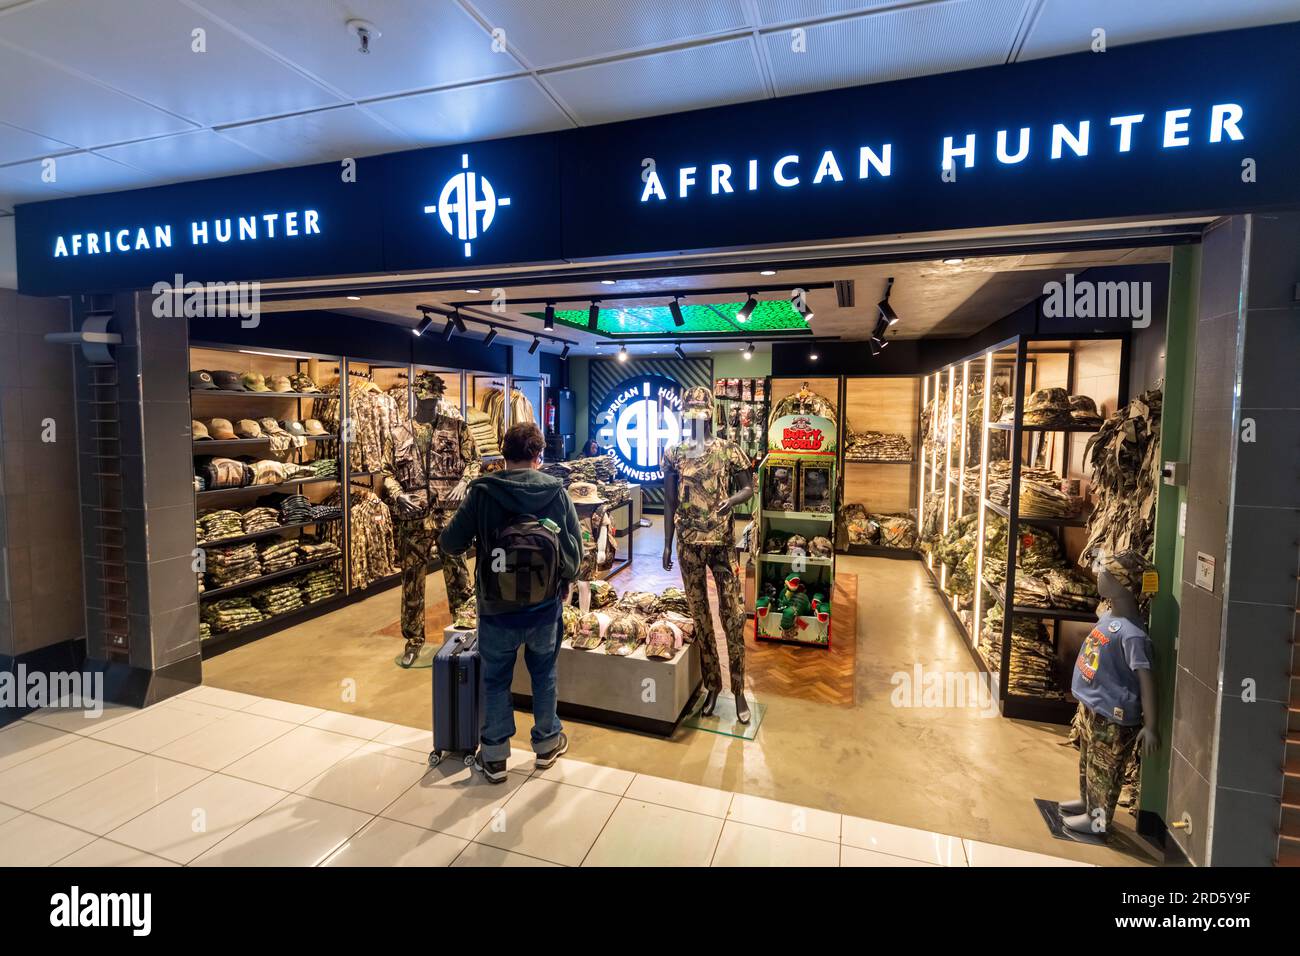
[439,468,583,597]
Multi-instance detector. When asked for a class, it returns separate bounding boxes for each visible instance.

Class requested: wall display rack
[916,333,1128,724]
[712,377,768,517]
[190,343,517,655]
[837,374,922,557]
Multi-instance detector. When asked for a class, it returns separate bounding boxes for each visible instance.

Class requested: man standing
[440,421,582,783]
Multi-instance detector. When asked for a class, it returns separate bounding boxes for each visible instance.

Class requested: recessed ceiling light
[465,288,481,293]
[942,258,964,265]
[601,279,616,285]
[346,295,360,301]
[760,269,776,276]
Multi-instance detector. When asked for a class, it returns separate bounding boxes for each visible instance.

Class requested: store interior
[191,242,1176,864]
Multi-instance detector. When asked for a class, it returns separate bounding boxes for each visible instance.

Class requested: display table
[511,640,701,736]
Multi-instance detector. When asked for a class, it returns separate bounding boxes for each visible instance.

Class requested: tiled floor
[0,689,1093,867]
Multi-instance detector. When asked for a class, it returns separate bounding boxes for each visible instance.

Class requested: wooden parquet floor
[742,572,857,708]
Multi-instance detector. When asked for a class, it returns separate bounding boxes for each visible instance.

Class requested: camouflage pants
[678,543,746,695]
[397,510,471,647]
[1076,703,1140,832]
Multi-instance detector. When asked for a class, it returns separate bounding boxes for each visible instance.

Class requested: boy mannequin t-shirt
[1071,611,1153,726]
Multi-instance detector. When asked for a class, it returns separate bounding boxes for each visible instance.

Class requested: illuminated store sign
[595,375,684,483]
[769,414,836,455]
[422,153,511,258]
[50,210,321,258]
[638,104,1245,202]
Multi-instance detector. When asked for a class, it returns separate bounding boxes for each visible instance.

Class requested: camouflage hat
[1025,387,1070,413]
[235,419,263,439]
[268,374,293,393]
[190,369,218,390]
[603,614,646,656]
[1091,549,1154,595]
[191,419,211,440]
[413,371,447,400]
[645,618,684,660]
[1069,394,1104,425]
[568,481,605,505]
[303,418,329,436]
[572,611,609,650]
[289,372,320,393]
[681,385,714,420]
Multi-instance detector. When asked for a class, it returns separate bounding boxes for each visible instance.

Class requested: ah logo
[422,153,511,258]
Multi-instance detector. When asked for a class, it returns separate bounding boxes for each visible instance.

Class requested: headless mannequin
[663,416,755,722]
[1059,567,1159,833]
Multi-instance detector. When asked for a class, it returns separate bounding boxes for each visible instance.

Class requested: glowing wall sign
[423,152,511,258]
[594,375,684,483]
[768,414,836,455]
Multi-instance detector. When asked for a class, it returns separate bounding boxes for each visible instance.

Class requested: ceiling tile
[1020,0,1300,60]
[0,151,151,209]
[94,130,278,182]
[0,0,343,126]
[469,0,750,66]
[190,0,523,99]
[0,41,195,147]
[544,38,766,126]
[764,0,1025,97]
[216,105,415,165]
[753,0,907,25]
[363,76,571,145]
[0,121,76,166]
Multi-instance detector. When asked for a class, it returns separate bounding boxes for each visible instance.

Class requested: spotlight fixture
[809,347,819,361]
[674,344,686,360]
[346,295,360,301]
[482,328,498,347]
[873,314,891,341]
[743,342,754,360]
[877,276,898,326]
[942,258,963,266]
[601,279,616,285]
[617,345,628,363]
[413,315,433,337]
[452,309,466,333]
[560,344,571,361]
[869,338,884,356]
[528,337,540,355]
[543,302,555,331]
[441,319,456,341]
[794,296,814,323]
[736,294,757,323]
[669,296,685,327]
[760,269,776,276]
[588,301,600,331]
[465,288,481,294]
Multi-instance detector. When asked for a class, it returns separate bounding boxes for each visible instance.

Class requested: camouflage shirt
[663,438,751,546]
[382,415,480,510]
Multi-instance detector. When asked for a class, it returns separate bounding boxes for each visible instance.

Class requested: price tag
[1141,570,1159,595]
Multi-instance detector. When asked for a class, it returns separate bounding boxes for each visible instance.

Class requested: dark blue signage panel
[562,24,1300,258]
[13,23,1300,296]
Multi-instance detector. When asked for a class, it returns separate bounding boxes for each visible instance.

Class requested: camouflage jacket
[664,438,751,546]
[382,414,480,510]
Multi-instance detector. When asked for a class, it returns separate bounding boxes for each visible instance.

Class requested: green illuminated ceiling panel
[527,300,808,336]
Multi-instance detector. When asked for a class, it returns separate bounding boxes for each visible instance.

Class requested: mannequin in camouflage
[663,386,755,722]
[382,372,480,667]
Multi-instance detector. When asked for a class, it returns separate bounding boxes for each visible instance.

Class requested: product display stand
[574,496,635,581]
[712,376,768,518]
[838,374,921,557]
[918,333,1128,723]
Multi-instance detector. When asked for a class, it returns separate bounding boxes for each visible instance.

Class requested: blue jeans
[476,600,563,762]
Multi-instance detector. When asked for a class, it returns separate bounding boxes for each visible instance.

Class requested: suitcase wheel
[463,752,477,767]
[428,751,443,768]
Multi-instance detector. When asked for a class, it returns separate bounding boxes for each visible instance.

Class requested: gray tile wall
[0,288,84,659]
[1210,212,1300,866]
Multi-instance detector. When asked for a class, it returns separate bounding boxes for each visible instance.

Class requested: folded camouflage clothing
[984,462,1077,518]
[566,455,617,483]
[614,591,658,620]
[198,509,243,542]
[978,607,1064,699]
[604,613,646,656]
[1043,566,1099,612]
[308,458,338,479]
[843,428,911,462]
[310,503,342,523]
[205,543,261,587]
[653,587,690,617]
[199,621,212,641]
[877,514,917,549]
[298,540,342,562]
[201,596,266,633]
[561,604,581,642]
[258,540,301,573]
[250,582,304,616]
[241,507,281,534]
[200,457,251,489]
[299,568,341,604]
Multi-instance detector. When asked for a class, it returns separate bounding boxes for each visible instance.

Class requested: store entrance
[196,236,1181,864]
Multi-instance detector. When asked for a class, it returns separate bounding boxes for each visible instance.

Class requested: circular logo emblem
[422,152,511,258]
[595,375,684,483]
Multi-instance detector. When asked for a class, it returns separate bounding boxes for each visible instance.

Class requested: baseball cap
[212,370,246,391]
[258,417,289,436]
[414,371,447,400]
[645,618,684,660]
[191,419,211,440]
[241,371,271,392]
[235,419,264,439]
[280,420,308,439]
[603,614,646,656]
[190,370,218,390]
[568,481,605,505]
[289,372,320,393]
[268,375,293,393]
[682,385,714,420]
[303,419,329,436]
[571,611,609,650]
[207,418,237,440]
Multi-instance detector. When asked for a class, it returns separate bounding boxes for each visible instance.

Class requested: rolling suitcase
[429,631,484,768]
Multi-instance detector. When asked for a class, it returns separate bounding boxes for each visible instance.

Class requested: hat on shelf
[191,419,211,440]
[1068,394,1104,426]
[681,385,714,420]
[280,420,308,439]
[258,417,289,436]
[289,372,321,393]
[567,481,605,505]
[268,375,294,393]
[241,371,271,392]
[235,419,264,439]
[644,618,685,660]
[1022,387,1072,426]
[303,419,329,436]
[207,418,237,440]
[571,611,608,651]
[190,370,218,390]
[212,370,246,391]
